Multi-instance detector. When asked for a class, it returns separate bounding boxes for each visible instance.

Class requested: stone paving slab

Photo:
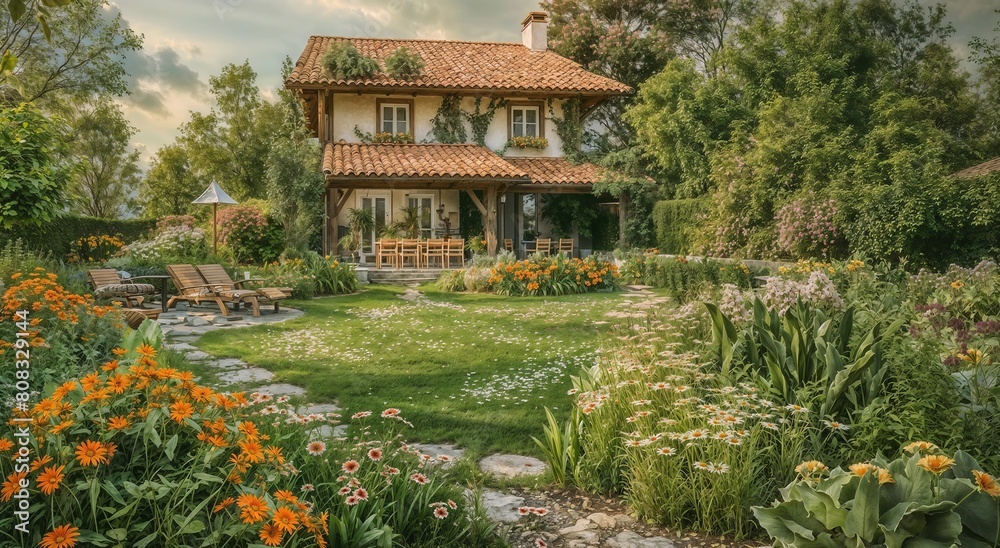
[252,383,306,397]
[217,368,275,384]
[479,454,548,478]
[213,358,248,370]
[476,489,526,523]
[297,404,341,415]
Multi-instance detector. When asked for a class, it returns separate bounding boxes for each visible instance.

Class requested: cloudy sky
[112,0,999,168]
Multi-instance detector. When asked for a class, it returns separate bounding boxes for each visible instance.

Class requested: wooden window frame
[507,101,545,140]
[375,98,415,136]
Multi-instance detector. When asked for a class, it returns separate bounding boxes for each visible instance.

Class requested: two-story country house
[284,12,631,258]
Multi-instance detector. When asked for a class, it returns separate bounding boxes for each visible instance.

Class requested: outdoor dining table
[130,274,170,312]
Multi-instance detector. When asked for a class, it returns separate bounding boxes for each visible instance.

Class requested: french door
[408,195,434,240]
[360,194,390,255]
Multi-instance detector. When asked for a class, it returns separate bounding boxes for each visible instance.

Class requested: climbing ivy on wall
[547,97,584,162]
[430,94,467,144]
[465,97,507,147]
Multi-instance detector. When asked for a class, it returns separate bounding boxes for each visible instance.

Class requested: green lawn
[192,285,624,455]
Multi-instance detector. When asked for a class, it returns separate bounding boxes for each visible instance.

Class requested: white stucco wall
[329,93,567,156]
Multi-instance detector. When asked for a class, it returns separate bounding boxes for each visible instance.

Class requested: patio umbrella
[192,181,238,256]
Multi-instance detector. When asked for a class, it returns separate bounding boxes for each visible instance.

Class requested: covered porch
[320,142,622,261]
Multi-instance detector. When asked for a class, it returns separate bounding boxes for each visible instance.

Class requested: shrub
[309,253,358,295]
[0,215,156,259]
[0,269,124,401]
[67,233,125,263]
[321,42,380,79]
[652,198,706,254]
[243,254,356,299]
[617,251,762,303]
[754,447,1000,546]
[462,267,492,292]
[384,47,425,78]
[773,192,842,260]
[122,216,207,264]
[217,205,284,265]
[0,323,475,547]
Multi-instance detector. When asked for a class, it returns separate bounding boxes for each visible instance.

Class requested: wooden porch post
[484,185,498,255]
[322,188,330,256]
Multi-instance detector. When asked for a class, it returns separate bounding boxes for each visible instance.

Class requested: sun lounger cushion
[94,283,157,298]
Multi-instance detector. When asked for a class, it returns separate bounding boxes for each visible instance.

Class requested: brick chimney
[521,12,548,51]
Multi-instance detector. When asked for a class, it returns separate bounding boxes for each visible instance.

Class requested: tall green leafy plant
[0,103,69,228]
[338,207,376,257]
[384,46,424,78]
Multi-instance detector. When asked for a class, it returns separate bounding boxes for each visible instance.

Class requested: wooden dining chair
[376,238,398,269]
[446,238,465,268]
[425,239,445,268]
[535,238,552,256]
[558,238,574,257]
[399,239,420,269]
[503,238,513,253]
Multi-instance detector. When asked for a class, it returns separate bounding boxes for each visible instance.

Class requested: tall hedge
[0,216,157,258]
[652,198,706,254]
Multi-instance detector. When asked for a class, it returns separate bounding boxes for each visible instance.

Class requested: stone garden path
[157,298,749,548]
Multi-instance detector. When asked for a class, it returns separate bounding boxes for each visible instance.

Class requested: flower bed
[0,323,478,547]
[438,254,619,296]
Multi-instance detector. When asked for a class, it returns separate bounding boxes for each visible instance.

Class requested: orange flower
[273,490,298,504]
[272,506,300,533]
[903,441,939,454]
[38,465,66,495]
[259,523,283,546]
[239,438,265,464]
[917,455,956,475]
[136,343,157,357]
[75,440,109,467]
[849,463,877,478]
[238,421,259,440]
[973,470,1000,497]
[214,497,236,513]
[1,470,27,502]
[107,374,130,394]
[236,493,270,524]
[30,455,53,472]
[108,416,130,431]
[169,400,194,423]
[51,420,75,435]
[0,438,13,453]
[39,524,79,548]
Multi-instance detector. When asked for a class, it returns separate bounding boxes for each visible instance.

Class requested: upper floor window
[507,101,546,143]
[510,105,540,138]
[377,99,413,135]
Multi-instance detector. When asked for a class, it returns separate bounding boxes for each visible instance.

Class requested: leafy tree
[0,102,68,228]
[1,0,141,105]
[177,61,283,200]
[139,144,203,218]
[266,57,324,253]
[64,97,141,218]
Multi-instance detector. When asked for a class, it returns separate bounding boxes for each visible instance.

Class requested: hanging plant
[321,42,380,79]
[465,97,507,147]
[430,94,467,144]
[547,97,584,162]
[385,47,425,79]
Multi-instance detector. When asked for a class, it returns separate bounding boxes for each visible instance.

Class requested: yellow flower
[903,441,939,454]
[916,454,955,475]
[973,470,1000,498]
[794,460,829,478]
[951,280,965,290]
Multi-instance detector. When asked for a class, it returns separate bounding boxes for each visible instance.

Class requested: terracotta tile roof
[504,157,607,185]
[953,156,1000,179]
[322,142,529,180]
[287,37,631,95]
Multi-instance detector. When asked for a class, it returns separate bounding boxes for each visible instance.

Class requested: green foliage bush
[321,42,380,79]
[0,215,156,259]
[652,198,706,254]
[617,251,762,302]
[217,205,284,265]
[0,103,69,229]
[384,46,424,78]
[754,448,999,547]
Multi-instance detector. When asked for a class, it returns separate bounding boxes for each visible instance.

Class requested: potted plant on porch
[338,207,375,263]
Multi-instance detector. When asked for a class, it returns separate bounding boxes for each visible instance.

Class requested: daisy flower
[306,441,326,456]
[433,507,449,519]
[410,473,428,485]
[656,447,677,456]
[342,460,360,474]
[707,462,730,474]
[368,448,383,461]
[823,420,850,431]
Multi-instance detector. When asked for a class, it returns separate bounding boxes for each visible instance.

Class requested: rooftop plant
[384,46,425,79]
[321,42,380,79]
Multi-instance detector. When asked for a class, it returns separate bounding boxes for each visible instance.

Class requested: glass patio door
[360,195,389,255]
[408,195,433,240]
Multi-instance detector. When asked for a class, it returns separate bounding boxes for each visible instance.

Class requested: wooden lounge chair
[123,308,160,330]
[87,268,157,308]
[196,264,292,313]
[503,238,513,253]
[535,238,552,256]
[376,238,398,269]
[165,264,262,317]
[558,238,574,257]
